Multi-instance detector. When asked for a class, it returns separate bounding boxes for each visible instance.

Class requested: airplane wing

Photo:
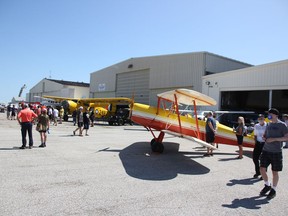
[162,130,217,150]
[42,95,131,105]
[42,95,79,102]
[78,98,132,104]
[157,89,216,106]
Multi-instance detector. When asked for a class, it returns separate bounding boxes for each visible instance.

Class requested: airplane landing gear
[150,131,165,153]
[151,140,164,153]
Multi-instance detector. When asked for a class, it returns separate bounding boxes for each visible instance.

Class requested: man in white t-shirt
[53,108,59,126]
[253,114,267,178]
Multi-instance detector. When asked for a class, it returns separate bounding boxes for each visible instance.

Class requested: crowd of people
[13,103,94,149]
[204,108,288,200]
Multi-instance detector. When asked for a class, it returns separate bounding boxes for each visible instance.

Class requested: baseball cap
[268,108,279,116]
[258,114,264,118]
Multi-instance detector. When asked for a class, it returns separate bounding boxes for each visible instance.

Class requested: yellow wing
[42,95,79,102]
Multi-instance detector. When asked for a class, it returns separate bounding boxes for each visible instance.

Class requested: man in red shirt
[17,104,38,149]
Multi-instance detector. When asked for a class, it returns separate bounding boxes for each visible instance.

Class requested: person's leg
[238,145,243,158]
[21,124,27,147]
[260,167,269,182]
[44,133,47,145]
[40,132,44,144]
[39,132,44,147]
[253,143,262,175]
[272,171,279,188]
[27,123,33,147]
[79,126,83,136]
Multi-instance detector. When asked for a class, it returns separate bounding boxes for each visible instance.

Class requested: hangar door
[116,69,150,104]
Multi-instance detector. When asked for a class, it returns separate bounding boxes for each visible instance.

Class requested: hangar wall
[28,78,90,102]
[90,52,251,106]
[202,59,288,112]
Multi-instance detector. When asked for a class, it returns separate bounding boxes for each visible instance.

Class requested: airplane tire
[117,119,124,126]
[151,141,164,153]
[150,138,156,146]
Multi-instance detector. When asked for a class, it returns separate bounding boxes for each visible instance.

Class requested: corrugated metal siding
[202,60,288,109]
[93,92,116,98]
[116,69,150,104]
[205,53,252,74]
[149,53,205,92]
[203,60,288,90]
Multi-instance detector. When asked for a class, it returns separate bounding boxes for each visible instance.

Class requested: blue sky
[0,0,287,103]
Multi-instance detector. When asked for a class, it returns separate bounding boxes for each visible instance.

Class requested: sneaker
[39,144,45,148]
[73,131,76,136]
[203,153,211,157]
[267,188,276,199]
[28,146,33,149]
[260,184,271,196]
[253,173,260,178]
[19,146,25,149]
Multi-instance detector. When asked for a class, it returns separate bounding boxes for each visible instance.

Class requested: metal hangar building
[202,59,288,113]
[27,78,90,102]
[90,52,251,106]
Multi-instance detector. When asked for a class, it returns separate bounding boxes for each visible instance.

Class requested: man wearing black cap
[259,108,288,199]
[253,114,267,178]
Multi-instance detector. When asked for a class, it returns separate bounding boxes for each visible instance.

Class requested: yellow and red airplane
[40,95,132,124]
[130,89,255,153]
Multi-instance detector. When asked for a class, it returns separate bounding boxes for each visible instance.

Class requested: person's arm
[266,133,288,143]
[254,126,258,142]
[208,121,215,133]
[236,126,243,136]
[47,117,50,129]
[17,112,21,125]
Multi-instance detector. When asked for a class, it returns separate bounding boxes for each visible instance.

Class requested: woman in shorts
[37,108,50,148]
[234,116,245,159]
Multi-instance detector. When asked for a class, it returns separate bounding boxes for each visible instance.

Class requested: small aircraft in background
[131,89,255,153]
[36,95,132,125]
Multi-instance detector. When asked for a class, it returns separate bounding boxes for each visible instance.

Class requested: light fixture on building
[205,81,210,85]
[128,64,133,69]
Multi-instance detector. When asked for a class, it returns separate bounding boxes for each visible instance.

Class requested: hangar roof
[46,78,90,87]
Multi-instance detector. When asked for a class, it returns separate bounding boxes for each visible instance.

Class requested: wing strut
[193,100,201,139]
[174,94,183,135]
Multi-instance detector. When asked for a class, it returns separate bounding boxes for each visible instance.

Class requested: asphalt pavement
[0,113,287,216]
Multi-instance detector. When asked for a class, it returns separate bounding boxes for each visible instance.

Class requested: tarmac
[0,112,287,216]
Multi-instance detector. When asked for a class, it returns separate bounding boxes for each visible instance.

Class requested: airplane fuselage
[131,103,255,148]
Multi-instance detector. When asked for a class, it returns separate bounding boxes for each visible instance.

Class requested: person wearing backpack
[233,116,246,159]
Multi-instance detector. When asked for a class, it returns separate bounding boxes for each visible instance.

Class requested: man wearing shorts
[259,108,288,199]
[203,112,216,157]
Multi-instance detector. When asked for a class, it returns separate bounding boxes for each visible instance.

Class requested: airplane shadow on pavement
[118,142,210,181]
[222,195,270,210]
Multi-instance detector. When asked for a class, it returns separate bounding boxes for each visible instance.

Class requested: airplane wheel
[151,141,164,153]
[150,138,156,146]
[117,119,124,126]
